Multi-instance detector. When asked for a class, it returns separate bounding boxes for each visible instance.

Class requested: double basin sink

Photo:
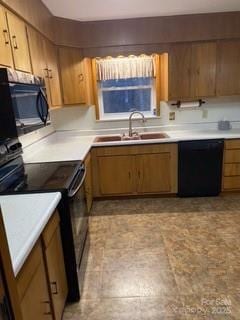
[94,132,169,143]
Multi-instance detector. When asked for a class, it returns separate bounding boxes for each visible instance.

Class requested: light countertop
[22,128,240,163]
[0,192,61,276]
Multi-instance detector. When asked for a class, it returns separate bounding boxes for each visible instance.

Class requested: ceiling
[42,0,240,22]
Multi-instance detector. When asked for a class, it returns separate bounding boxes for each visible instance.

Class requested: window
[95,55,158,120]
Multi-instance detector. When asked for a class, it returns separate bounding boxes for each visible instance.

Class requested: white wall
[50,97,240,133]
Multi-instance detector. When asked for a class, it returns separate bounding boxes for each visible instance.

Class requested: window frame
[97,78,157,120]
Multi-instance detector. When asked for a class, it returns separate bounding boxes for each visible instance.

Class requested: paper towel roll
[179,101,201,108]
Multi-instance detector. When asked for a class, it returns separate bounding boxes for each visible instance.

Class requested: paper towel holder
[171,99,206,108]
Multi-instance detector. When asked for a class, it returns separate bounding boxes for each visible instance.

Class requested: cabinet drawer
[224,150,240,163]
[225,139,240,150]
[224,163,240,176]
[17,241,42,301]
[223,176,240,190]
[42,211,60,248]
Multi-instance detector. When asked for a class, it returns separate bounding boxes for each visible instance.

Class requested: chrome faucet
[128,111,146,137]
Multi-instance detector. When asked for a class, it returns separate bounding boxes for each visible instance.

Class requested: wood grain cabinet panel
[43,40,62,107]
[6,11,31,72]
[42,212,68,320]
[136,153,171,193]
[84,153,93,212]
[58,47,94,105]
[0,6,13,68]
[97,155,135,195]
[92,144,178,197]
[168,43,192,100]
[191,42,217,97]
[222,139,240,191]
[217,40,240,96]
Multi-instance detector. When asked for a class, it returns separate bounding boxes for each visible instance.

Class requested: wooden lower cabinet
[17,241,53,320]
[92,143,178,197]
[42,212,68,320]
[16,211,67,320]
[20,258,52,320]
[222,139,240,191]
[84,153,93,212]
[97,155,135,195]
[136,153,171,193]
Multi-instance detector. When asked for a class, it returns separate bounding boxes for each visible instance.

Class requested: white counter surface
[22,128,240,163]
[0,192,61,276]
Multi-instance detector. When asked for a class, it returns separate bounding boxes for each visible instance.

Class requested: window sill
[96,115,161,123]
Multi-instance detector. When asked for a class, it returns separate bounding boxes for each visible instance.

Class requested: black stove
[0,141,88,303]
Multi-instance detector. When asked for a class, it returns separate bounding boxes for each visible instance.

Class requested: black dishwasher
[178,139,224,197]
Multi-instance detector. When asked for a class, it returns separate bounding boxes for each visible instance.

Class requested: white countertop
[0,192,61,276]
[22,128,240,163]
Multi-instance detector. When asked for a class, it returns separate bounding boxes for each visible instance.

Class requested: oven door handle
[68,167,86,198]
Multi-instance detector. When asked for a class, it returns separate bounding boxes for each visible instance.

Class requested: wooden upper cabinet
[164,42,217,100]
[191,42,217,97]
[217,40,240,96]
[43,40,62,107]
[27,27,47,78]
[58,47,85,104]
[58,47,94,105]
[6,11,31,73]
[0,6,13,67]
[168,43,192,100]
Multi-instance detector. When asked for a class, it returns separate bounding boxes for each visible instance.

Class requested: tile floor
[63,196,240,319]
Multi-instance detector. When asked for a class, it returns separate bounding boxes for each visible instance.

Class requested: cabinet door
[98,155,135,195]
[45,226,68,320]
[136,153,171,194]
[191,42,217,97]
[27,27,47,78]
[6,12,31,72]
[216,40,240,96]
[169,43,192,100]
[84,153,93,212]
[44,40,62,107]
[20,260,53,320]
[0,6,13,67]
[58,47,86,104]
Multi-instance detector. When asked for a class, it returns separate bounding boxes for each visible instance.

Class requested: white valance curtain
[96,55,156,81]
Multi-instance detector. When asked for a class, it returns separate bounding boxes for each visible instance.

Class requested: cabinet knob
[79,74,84,81]
[48,69,53,79]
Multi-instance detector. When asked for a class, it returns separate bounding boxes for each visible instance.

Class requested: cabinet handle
[137,171,141,179]
[12,35,18,49]
[50,281,58,295]
[79,74,84,81]
[48,69,53,79]
[44,68,49,78]
[3,29,9,44]
[128,172,131,179]
[43,301,52,315]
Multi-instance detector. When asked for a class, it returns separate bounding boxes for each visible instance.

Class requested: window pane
[100,77,151,88]
[102,88,151,113]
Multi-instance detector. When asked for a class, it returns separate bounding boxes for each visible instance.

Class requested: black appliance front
[0,68,50,139]
[178,139,224,197]
[0,157,88,302]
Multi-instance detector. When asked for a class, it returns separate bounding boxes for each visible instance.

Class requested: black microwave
[0,68,50,139]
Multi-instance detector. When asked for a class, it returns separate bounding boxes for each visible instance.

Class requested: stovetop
[0,156,82,193]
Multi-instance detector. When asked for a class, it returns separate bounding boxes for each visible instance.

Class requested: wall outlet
[202,109,208,119]
[169,112,175,121]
